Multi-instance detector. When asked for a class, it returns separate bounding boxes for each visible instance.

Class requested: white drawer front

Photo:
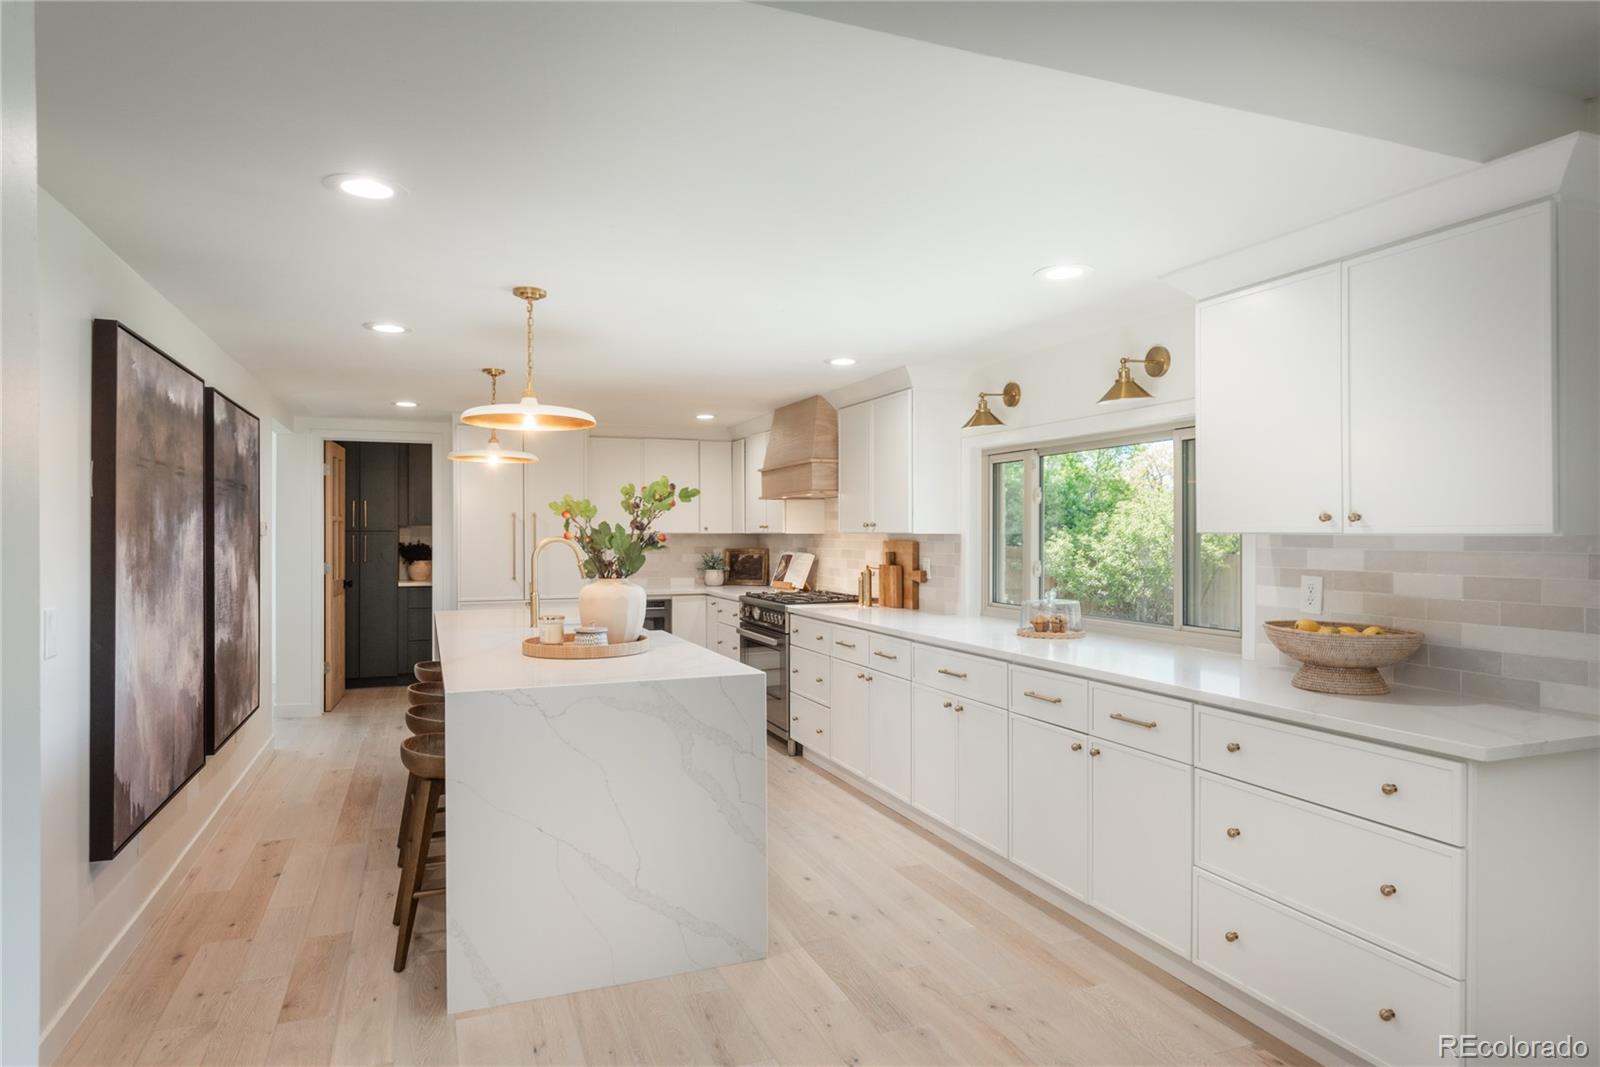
[792,692,829,755]
[790,616,833,653]
[1196,773,1464,976]
[829,625,870,666]
[712,622,740,659]
[790,647,830,707]
[1009,666,1088,733]
[1090,683,1193,764]
[912,645,1008,707]
[1195,871,1462,1067]
[867,633,912,678]
[1197,706,1466,845]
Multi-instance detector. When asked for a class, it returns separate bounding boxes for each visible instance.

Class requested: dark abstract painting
[91,320,207,861]
[205,389,260,754]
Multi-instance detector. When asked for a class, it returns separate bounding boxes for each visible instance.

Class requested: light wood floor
[58,686,1314,1067]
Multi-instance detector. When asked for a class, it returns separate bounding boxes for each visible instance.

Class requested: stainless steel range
[737,590,858,752]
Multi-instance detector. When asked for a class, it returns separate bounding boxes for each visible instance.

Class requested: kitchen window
[985,428,1241,636]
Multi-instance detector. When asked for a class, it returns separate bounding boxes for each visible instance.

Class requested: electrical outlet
[1299,575,1324,615]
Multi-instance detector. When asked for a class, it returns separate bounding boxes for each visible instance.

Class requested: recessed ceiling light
[826,356,857,367]
[695,413,716,421]
[394,400,418,408]
[323,173,399,200]
[1034,263,1092,282]
[363,321,408,334]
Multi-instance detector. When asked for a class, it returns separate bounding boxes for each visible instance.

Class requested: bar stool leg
[396,771,416,865]
[394,776,443,972]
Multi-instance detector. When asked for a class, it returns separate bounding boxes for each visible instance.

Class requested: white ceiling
[37,2,1494,433]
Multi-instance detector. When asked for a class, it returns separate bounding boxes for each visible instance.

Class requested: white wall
[35,190,293,1059]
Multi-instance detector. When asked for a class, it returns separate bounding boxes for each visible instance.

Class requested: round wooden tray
[1016,628,1085,640]
[522,633,651,659]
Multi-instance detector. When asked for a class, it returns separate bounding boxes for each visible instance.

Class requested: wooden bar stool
[394,732,446,971]
[397,701,445,862]
[414,660,443,684]
[407,680,443,706]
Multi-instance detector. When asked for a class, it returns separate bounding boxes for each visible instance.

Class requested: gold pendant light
[448,369,539,464]
[459,287,597,431]
[1099,346,1170,403]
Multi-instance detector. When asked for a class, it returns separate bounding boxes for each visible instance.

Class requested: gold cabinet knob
[1348,511,1362,523]
[1378,1008,1396,1022]
[1318,512,1332,523]
[942,700,952,709]
[1225,742,1241,753]
[1379,883,1397,897]
[1089,746,1102,757]
[815,728,823,735]
[953,704,964,713]
[1381,782,1399,796]
[815,677,824,684]
[857,672,865,679]
[1224,930,1239,943]
[864,675,873,682]
[1070,742,1083,752]
[1226,827,1241,838]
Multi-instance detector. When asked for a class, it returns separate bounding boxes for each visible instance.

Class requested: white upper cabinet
[697,440,733,533]
[1197,201,1579,535]
[1344,204,1553,534]
[523,428,588,601]
[743,431,781,533]
[587,437,643,528]
[1197,266,1344,534]
[650,438,701,534]
[836,390,914,534]
[454,425,529,603]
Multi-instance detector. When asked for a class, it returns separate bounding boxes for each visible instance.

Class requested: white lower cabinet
[866,673,911,802]
[1008,714,1089,899]
[955,698,1008,854]
[829,667,870,778]
[1089,738,1192,956]
[792,693,829,757]
[1195,870,1462,1067]
[668,595,707,649]
[910,686,957,825]
[712,621,740,659]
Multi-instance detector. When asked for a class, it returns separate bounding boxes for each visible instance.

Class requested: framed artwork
[205,388,261,754]
[90,320,208,861]
[724,546,770,586]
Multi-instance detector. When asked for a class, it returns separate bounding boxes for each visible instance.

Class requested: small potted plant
[399,541,433,582]
[701,551,726,587]
[550,476,700,642]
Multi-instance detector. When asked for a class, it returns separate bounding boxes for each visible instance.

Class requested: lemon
[1337,626,1361,636]
[1319,625,1339,634]
[1361,625,1386,636]
[1293,619,1321,633]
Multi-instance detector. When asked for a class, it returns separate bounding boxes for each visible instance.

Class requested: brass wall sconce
[963,382,1021,428]
[1099,346,1170,403]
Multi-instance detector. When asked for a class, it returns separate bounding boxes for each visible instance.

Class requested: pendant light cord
[523,294,536,398]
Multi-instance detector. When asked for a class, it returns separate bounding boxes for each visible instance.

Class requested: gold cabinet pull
[1224,930,1239,943]
[1378,1008,1395,1022]
[937,668,968,679]
[1089,746,1101,757]
[1349,511,1363,523]
[1381,782,1399,796]
[364,499,369,527]
[510,513,517,578]
[873,651,899,661]
[1317,512,1332,523]
[1379,883,1397,897]
[1110,712,1158,729]
[1226,827,1241,838]
[1070,742,1083,752]
[1225,741,1241,753]
[363,534,368,563]
[836,640,857,649]
[1023,690,1062,704]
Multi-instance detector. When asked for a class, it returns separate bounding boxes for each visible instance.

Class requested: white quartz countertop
[789,605,1600,762]
[434,607,760,695]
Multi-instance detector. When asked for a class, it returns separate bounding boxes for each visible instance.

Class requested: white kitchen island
[433,607,768,1015]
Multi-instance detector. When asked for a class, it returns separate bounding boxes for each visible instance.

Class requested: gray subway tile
[1500,603,1587,633]
[1426,599,1501,625]
[1329,570,1394,593]
[1278,536,1335,549]
[1427,645,1503,674]
[1501,653,1591,685]
[1364,550,1430,572]
[1464,536,1548,552]
[1393,573,1463,599]
[1460,672,1542,706]
[1461,576,1542,603]
[1540,580,1600,608]
[1395,663,1460,693]
[1363,594,1426,617]
[1589,608,1600,634]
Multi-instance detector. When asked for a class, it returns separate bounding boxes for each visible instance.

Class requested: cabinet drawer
[1090,684,1193,763]
[829,625,870,666]
[1009,667,1088,732]
[1197,706,1465,844]
[709,596,735,622]
[712,622,740,659]
[792,693,829,756]
[1195,871,1462,1067]
[791,647,830,706]
[867,633,912,677]
[1196,773,1464,976]
[913,645,1007,707]
[790,615,832,652]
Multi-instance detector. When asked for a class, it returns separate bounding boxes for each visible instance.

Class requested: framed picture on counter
[724,547,770,586]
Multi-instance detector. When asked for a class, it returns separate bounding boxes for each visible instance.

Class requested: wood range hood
[761,395,838,499]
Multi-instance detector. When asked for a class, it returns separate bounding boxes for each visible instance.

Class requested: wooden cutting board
[881,539,928,610]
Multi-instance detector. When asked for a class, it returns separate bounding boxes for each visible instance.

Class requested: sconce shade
[1098,346,1169,404]
[963,382,1021,428]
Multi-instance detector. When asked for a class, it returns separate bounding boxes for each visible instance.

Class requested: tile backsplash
[1255,534,1599,714]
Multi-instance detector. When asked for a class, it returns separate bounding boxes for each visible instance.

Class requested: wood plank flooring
[57,686,1314,1066]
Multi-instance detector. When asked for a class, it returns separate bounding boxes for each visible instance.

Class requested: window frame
[982,425,1242,648]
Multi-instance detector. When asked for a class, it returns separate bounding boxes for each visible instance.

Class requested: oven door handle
[738,628,782,648]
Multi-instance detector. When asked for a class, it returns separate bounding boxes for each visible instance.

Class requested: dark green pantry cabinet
[339,441,432,683]
[346,441,400,531]
[401,443,432,526]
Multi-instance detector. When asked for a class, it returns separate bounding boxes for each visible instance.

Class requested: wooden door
[1196,264,1344,534]
[323,441,347,711]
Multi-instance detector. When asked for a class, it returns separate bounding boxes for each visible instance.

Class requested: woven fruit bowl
[1263,620,1424,696]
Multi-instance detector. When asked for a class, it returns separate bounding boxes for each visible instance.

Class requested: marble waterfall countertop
[789,605,1600,762]
[433,607,768,1013]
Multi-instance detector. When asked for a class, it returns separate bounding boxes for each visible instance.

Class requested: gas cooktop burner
[743,590,858,606]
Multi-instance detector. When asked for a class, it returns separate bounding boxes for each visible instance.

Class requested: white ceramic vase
[579,577,646,644]
[704,570,725,587]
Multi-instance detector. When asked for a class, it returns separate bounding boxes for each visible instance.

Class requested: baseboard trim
[39,733,273,1065]
[796,746,1353,1067]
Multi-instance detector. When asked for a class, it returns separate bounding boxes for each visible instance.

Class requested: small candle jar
[538,614,566,645]
[573,625,608,647]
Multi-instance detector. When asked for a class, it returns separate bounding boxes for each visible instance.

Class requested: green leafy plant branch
[549,476,701,579]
